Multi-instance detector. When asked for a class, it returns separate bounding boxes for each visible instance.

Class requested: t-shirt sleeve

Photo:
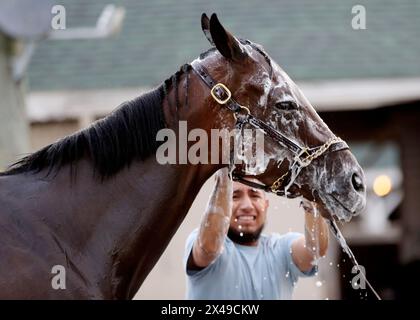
[273,232,317,284]
[183,228,198,275]
[183,228,224,279]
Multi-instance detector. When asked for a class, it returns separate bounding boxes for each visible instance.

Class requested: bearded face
[228,180,269,246]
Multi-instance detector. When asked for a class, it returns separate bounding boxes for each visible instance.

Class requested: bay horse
[0,14,366,299]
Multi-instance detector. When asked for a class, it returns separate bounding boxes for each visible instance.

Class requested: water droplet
[260,294,264,298]
[240,232,243,237]
[235,285,239,289]
[263,276,267,281]
[316,281,323,287]
[329,262,333,266]
[238,225,242,229]
[312,247,316,251]
[325,297,329,300]
[285,271,290,278]
[337,264,340,267]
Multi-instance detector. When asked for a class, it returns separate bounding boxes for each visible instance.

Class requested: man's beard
[227,225,264,245]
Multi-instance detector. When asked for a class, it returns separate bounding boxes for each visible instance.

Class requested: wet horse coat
[0,14,366,299]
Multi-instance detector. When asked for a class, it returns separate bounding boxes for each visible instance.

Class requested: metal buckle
[233,105,251,121]
[294,148,312,167]
[210,83,232,104]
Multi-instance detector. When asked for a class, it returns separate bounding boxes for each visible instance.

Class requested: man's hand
[291,200,329,273]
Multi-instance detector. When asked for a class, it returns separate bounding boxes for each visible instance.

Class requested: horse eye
[274,101,298,111]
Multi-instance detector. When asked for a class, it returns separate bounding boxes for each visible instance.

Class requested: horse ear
[201,13,214,46]
[209,13,247,61]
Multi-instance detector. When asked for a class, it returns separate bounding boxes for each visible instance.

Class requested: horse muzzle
[315,150,367,222]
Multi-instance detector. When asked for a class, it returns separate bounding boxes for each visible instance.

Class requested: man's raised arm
[291,200,329,273]
[188,168,232,269]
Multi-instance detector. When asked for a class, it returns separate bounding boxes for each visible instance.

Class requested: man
[184,168,329,299]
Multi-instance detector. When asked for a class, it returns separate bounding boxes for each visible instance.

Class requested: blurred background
[0,0,419,299]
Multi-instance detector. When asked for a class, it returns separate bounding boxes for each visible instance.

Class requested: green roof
[27,0,420,91]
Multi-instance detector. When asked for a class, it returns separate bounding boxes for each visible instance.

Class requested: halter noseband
[190,55,348,197]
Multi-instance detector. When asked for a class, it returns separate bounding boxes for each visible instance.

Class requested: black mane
[1,86,167,179]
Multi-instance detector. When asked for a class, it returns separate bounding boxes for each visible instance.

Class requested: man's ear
[208,13,247,61]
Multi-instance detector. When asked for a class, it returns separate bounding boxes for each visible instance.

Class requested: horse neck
[39,85,218,298]
[104,159,214,299]
[36,150,214,299]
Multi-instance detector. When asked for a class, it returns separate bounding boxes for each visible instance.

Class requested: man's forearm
[196,168,232,259]
[291,201,330,272]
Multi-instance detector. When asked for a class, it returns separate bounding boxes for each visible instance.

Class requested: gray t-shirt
[184,229,317,300]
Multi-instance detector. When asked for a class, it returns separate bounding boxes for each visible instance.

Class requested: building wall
[29,120,80,151]
[397,108,420,264]
[0,35,29,169]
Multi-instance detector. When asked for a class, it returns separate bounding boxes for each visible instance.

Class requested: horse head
[189,13,366,222]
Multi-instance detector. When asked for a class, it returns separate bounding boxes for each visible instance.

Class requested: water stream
[327,218,382,300]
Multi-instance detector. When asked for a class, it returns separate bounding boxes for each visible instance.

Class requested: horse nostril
[351,173,364,192]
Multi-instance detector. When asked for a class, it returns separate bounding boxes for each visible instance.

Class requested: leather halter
[190,57,349,197]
